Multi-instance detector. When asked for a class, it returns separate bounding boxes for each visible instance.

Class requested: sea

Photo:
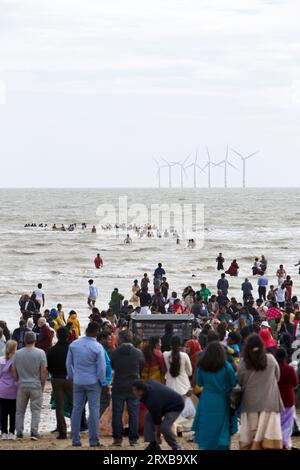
[1,187,300,330]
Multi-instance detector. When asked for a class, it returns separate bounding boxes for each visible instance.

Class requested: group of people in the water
[24,222,98,233]
[24,223,48,228]
[52,223,90,232]
[101,222,181,240]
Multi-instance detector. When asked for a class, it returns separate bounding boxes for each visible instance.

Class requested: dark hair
[207,331,219,343]
[202,323,212,335]
[132,379,148,392]
[276,347,287,363]
[217,322,227,341]
[169,336,181,378]
[86,322,100,336]
[228,331,240,344]
[143,336,160,363]
[56,326,69,342]
[88,279,94,285]
[280,332,292,349]
[132,335,142,348]
[198,341,226,372]
[38,283,42,289]
[118,329,133,344]
[97,331,111,342]
[243,334,267,371]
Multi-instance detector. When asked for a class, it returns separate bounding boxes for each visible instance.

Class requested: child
[172,298,184,314]
[57,304,66,325]
[66,311,81,339]
[226,331,241,365]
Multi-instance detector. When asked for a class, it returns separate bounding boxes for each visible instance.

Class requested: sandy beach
[0,383,299,451]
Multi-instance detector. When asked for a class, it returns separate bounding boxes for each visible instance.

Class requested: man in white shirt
[276,284,286,308]
[34,283,45,310]
[88,279,98,308]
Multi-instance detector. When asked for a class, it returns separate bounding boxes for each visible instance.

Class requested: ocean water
[0,187,300,330]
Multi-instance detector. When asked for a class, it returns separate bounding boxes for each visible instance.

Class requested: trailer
[129,314,194,342]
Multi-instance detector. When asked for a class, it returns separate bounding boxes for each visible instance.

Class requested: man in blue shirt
[257,274,268,301]
[154,263,166,281]
[67,322,106,447]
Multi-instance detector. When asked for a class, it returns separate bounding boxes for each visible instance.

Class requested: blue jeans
[112,393,139,442]
[71,382,101,446]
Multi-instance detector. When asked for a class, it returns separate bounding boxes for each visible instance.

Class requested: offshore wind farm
[154,146,259,189]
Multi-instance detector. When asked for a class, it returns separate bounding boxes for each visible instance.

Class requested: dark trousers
[0,398,16,434]
[100,387,111,418]
[51,378,73,435]
[258,286,266,301]
[144,410,181,450]
[243,294,252,302]
[112,393,139,442]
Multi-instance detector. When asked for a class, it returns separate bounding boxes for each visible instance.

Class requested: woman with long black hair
[163,336,193,432]
[141,336,166,383]
[163,336,192,394]
[192,341,237,450]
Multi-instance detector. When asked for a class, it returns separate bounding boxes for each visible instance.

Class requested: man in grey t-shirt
[12,331,47,440]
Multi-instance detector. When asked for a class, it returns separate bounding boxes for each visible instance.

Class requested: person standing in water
[124,234,132,244]
[276,265,287,286]
[94,253,103,269]
[216,253,225,271]
[34,284,45,311]
[88,280,98,308]
[225,260,239,277]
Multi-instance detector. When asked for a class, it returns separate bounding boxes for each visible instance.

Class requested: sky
[0,0,300,188]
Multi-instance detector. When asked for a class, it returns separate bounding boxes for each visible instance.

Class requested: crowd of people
[0,256,300,450]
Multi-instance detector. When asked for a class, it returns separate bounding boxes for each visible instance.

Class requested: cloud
[1,0,300,97]
[0,80,6,104]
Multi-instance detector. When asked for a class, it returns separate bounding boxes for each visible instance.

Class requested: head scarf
[186,339,202,370]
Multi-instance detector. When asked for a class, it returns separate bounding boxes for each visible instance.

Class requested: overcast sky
[0,0,300,188]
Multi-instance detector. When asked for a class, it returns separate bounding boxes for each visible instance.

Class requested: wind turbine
[162,158,177,189]
[171,154,191,189]
[214,145,238,188]
[231,148,259,188]
[153,158,163,189]
[202,147,216,189]
[186,151,205,188]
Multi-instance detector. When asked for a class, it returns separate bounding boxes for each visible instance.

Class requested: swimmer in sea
[52,224,58,231]
[124,234,132,244]
[187,239,196,248]
[92,225,97,233]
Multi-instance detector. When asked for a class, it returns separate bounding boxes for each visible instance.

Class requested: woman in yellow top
[50,308,64,332]
[141,336,166,383]
[67,310,81,338]
[57,303,66,325]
